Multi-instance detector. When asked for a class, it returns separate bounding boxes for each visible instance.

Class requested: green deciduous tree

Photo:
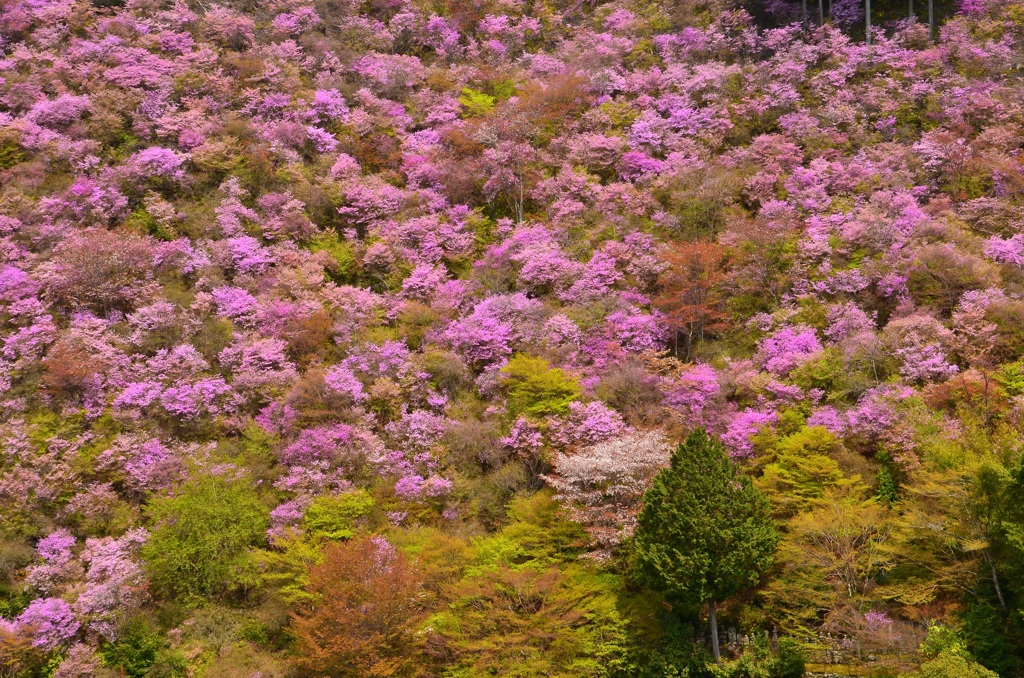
[302,490,374,541]
[142,475,269,603]
[419,493,627,677]
[995,458,1024,599]
[764,485,890,635]
[917,652,999,678]
[756,426,847,518]
[500,354,582,419]
[916,625,999,678]
[632,430,779,660]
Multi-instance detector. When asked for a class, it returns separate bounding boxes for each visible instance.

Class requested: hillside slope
[1,0,1023,676]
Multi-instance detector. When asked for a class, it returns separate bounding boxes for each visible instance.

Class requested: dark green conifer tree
[633,430,779,661]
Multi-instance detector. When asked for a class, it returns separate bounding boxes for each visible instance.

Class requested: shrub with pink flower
[323,364,368,404]
[756,325,823,376]
[74,529,148,641]
[549,401,628,447]
[384,410,449,452]
[897,341,959,383]
[605,311,665,353]
[394,473,452,500]
[663,364,722,429]
[984,235,1024,266]
[279,425,381,467]
[0,0,1019,661]
[501,417,545,458]
[26,530,80,594]
[28,94,90,128]
[444,314,514,367]
[125,147,187,183]
[16,597,79,649]
[721,409,776,458]
[806,406,849,437]
[544,430,672,552]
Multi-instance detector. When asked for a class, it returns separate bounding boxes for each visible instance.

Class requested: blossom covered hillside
[0,0,1023,675]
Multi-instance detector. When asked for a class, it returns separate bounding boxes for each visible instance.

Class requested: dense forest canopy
[1,0,1024,676]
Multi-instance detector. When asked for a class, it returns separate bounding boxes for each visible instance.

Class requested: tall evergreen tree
[633,430,779,661]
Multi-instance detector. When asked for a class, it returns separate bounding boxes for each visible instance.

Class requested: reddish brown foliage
[513,74,594,145]
[41,228,156,313]
[283,310,335,364]
[654,242,730,360]
[0,624,43,677]
[40,337,105,401]
[291,537,424,677]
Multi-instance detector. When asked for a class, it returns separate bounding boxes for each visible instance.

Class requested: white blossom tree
[543,430,672,557]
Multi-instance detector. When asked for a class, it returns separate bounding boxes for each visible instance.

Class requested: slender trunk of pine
[929,0,934,40]
[866,0,871,45]
[709,599,721,661]
[909,0,913,21]
[803,0,808,29]
[819,0,824,25]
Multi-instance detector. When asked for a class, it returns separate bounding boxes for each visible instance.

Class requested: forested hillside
[1,0,1023,676]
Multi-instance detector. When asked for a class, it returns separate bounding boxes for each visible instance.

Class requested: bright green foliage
[875,450,900,506]
[142,476,269,603]
[99,617,187,678]
[996,459,1024,594]
[500,355,582,419]
[424,493,626,677]
[302,490,374,540]
[258,532,323,605]
[960,603,1022,677]
[125,207,175,240]
[491,79,517,100]
[393,527,474,595]
[996,360,1024,398]
[707,635,806,678]
[471,492,588,569]
[876,465,899,507]
[916,652,999,678]
[633,430,779,607]
[771,638,806,678]
[235,423,278,474]
[763,484,885,636]
[615,609,714,678]
[457,87,495,117]
[974,459,1024,674]
[309,232,356,282]
[432,565,628,678]
[788,348,847,394]
[99,618,162,677]
[757,427,846,517]
[919,623,971,660]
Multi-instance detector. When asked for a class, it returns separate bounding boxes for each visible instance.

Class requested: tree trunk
[929,0,934,39]
[803,0,808,29]
[709,599,721,662]
[819,0,825,25]
[909,0,913,21]
[866,0,871,45]
[986,550,1007,610]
